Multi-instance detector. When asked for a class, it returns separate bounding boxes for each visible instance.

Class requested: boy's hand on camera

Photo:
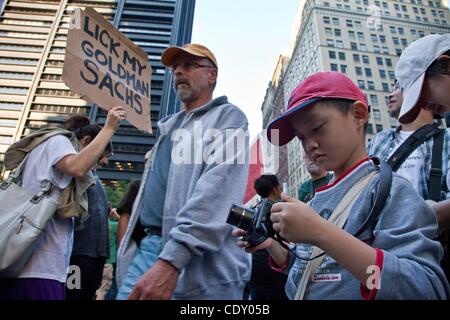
[232,229,273,253]
[271,193,325,245]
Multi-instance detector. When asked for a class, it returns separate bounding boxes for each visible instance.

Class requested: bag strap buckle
[0,175,15,190]
[30,182,52,204]
[430,167,443,177]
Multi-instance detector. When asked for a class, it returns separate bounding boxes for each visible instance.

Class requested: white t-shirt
[389,130,422,193]
[17,135,77,283]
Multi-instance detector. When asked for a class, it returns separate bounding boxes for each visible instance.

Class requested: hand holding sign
[105,106,128,132]
[63,7,152,133]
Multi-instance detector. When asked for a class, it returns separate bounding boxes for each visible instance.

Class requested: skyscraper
[261,0,450,196]
[0,0,195,182]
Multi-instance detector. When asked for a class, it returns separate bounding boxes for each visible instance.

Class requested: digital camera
[227,198,277,247]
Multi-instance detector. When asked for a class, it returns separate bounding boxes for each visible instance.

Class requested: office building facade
[0,0,195,182]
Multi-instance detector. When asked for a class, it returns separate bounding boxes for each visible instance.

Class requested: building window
[0,44,42,52]
[358,80,365,89]
[396,48,402,56]
[393,37,400,45]
[41,74,62,81]
[357,32,365,41]
[367,81,375,90]
[0,87,28,94]
[388,71,396,80]
[379,70,387,78]
[373,109,382,120]
[0,72,33,80]
[374,45,381,53]
[371,34,378,43]
[340,64,348,74]
[332,17,340,26]
[365,68,372,77]
[326,39,334,46]
[346,19,353,27]
[353,54,360,63]
[376,124,383,133]
[385,58,392,67]
[360,43,367,51]
[330,63,338,71]
[323,16,330,24]
[362,55,370,64]
[382,82,390,92]
[370,95,379,106]
[325,27,332,36]
[334,29,342,37]
[376,57,383,65]
[355,66,363,76]
[379,35,386,43]
[0,58,38,65]
[336,40,344,48]
[0,102,23,111]
[0,119,18,127]
[351,42,358,50]
[338,52,346,60]
[348,30,355,39]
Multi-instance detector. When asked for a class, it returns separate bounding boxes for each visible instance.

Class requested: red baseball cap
[267,71,368,146]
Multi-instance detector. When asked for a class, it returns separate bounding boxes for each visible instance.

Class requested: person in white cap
[396,33,450,124]
[115,43,251,300]
[395,33,450,281]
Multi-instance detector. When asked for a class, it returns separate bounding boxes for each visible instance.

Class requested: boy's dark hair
[254,174,280,198]
[427,49,450,77]
[321,98,369,132]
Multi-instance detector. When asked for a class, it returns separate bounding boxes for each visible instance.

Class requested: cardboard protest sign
[62,7,152,133]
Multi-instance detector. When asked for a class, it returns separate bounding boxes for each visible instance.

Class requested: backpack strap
[0,154,30,190]
[354,158,392,238]
[428,129,444,201]
[0,153,53,196]
[387,123,441,171]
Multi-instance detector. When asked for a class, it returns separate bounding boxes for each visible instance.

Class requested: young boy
[235,71,449,299]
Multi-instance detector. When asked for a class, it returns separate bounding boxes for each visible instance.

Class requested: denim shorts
[116,235,162,300]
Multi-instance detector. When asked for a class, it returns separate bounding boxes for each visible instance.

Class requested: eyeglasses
[168,61,214,73]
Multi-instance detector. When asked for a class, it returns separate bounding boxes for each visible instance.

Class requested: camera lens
[227,204,254,232]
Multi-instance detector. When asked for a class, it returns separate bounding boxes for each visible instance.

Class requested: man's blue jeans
[116,235,162,300]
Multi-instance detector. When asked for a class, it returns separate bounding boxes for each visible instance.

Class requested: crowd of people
[1,33,450,300]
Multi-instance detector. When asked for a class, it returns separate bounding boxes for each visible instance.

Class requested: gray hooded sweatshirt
[283,160,449,299]
[116,96,251,299]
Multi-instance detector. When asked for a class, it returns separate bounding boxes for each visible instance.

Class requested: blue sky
[191,0,300,139]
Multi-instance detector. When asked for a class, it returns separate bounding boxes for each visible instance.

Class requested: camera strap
[294,170,378,300]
